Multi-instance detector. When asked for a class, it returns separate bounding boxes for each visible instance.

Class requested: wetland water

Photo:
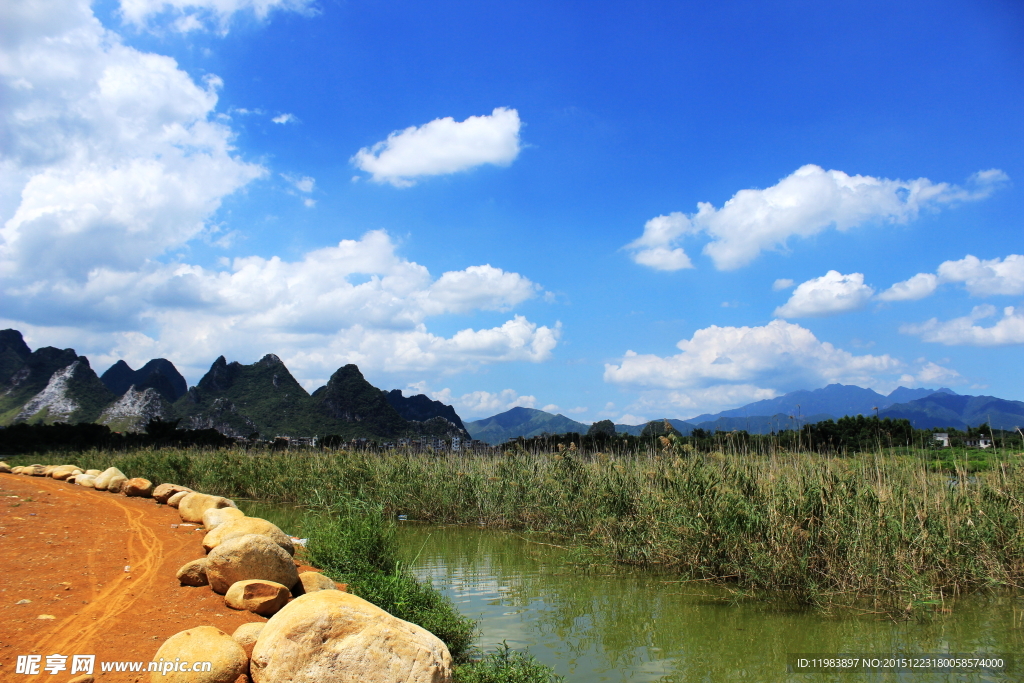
[240,502,1021,681]
[393,524,1020,683]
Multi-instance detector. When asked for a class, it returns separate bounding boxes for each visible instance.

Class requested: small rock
[150,625,248,683]
[231,622,264,658]
[16,599,30,604]
[224,579,290,617]
[176,558,210,587]
[37,614,56,619]
[298,571,340,594]
[122,477,154,497]
[67,675,95,683]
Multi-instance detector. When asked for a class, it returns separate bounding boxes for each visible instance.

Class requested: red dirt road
[0,472,312,682]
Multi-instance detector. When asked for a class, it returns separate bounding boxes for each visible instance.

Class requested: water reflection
[395,524,1022,683]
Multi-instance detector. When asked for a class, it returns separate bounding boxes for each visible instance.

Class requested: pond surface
[393,524,1021,683]
[240,502,1022,682]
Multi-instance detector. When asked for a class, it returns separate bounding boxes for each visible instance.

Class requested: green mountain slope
[465,407,590,445]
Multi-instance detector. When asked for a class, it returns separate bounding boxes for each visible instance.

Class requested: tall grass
[14,446,1023,609]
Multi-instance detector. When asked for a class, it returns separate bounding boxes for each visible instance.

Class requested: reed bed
[18,446,1024,609]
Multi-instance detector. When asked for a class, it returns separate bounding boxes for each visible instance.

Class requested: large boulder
[176,559,209,587]
[153,483,192,504]
[202,506,246,531]
[298,571,340,594]
[150,625,248,683]
[28,464,47,476]
[122,477,154,497]
[206,534,299,595]
[167,490,190,508]
[203,518,294,555]
[0,462,12,473]
[93,467,126,491]
[224,579,290,617]
[76,475,98,488]
[250,591,453,683]
[232,622,264,658]
[179,492,237,524]
[85,469,101,476]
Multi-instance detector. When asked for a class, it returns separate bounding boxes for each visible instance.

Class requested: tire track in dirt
[28,478,164,658]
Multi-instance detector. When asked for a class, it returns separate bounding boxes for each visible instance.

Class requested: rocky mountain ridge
[0,330,468,442]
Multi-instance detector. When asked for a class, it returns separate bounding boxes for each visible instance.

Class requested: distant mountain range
[4,328,1022,445]
[0,329,467,440]
[468,383,1024,444]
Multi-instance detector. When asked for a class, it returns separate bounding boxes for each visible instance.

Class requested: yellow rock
[231,622,264,658]
[203,517,294,555]
[150,625,248,683]
[251,591,453,683]
[224,579,290,617]
[202,506,246,531]
[178,493,236,523]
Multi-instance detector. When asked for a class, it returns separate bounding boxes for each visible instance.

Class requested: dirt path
[0,472,312,682]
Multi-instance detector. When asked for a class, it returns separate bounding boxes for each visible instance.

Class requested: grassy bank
[9,446,1023,611]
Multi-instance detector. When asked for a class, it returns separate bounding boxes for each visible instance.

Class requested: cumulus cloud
[901,306,1024,346]
[625,165,1008,271]
[352,108,522,187]
[118,0,316,33]
[774,271,874,318]
[0,3,560,385]
[434,388,537,418]
[880,254,1024,302]
[272,113,298,124]
[877,273,938,302]
[604,319,955,415]
[0,0,265,282]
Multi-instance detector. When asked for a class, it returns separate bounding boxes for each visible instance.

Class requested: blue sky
[2,0,1022,423]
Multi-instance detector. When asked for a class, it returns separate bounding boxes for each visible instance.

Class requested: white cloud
[0,0,265,282]
[774,270,874,318]
[118,0,316,33]
[272,113,298,124]
[3,230,558,380]
[541,404,559,412]
[0,4,559,386]
[626,165,1008,271]
[442,389,537,418]
[281,173,314,193]
[352,108,522,187]
[604,319,956,415]
[772,278,795,291]
[937,254,1024,296]
[566,406,588,415]
[877,273,938,302]
[879,254,1024,302]
[625,214,695,270]
[901,305,1024,346]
